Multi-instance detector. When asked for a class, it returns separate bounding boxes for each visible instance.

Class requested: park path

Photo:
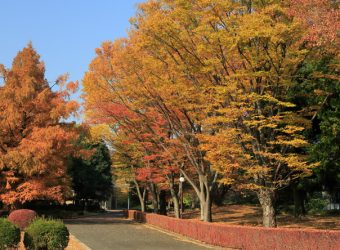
[64,211,215,250]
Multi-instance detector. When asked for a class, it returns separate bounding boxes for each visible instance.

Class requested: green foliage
[68,142,113,202]
[306,198,328,214]
[311,82,340,195]
[291,55,340,198]
[306,193,329,214]
[0,218,20,250]
[182,193,192,208]
[24,218,69,250]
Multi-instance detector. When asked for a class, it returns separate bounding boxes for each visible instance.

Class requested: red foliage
[126,210,340,250]
[288,0,339,46]
[8,209,37,230]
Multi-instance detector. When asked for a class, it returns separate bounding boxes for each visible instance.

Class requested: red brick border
[125,210,340,250]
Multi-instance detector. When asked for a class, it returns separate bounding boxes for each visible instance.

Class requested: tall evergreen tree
[68,142,113,203]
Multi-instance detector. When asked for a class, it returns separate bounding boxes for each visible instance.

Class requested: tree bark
[159,190,167,215]
[199,175,212,222]
[191,195,196,209]
[169,175,180,218]
[172,194,180,218]
[293,184,306,217]
[149,182,159,213]
[134,179,146,212]
[202,194,212,222]
[257,188,277,227]
[180,170,213,222]
[142,189,146,212]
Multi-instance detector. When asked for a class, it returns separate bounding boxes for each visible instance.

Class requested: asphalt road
[65,211,214,250]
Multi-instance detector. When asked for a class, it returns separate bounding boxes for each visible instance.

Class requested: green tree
[296,56,340,201]
[68,142,113,203]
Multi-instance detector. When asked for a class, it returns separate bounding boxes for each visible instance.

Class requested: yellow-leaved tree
[83,0,329,226]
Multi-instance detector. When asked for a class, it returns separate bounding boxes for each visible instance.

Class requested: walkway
[65,211,215,250]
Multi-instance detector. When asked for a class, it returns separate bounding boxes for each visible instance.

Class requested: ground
[64,211,218,250]
[174,205,340,230]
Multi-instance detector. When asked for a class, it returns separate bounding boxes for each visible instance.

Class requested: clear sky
[0,0,142,113]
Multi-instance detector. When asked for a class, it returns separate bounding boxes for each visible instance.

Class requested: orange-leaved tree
[0,44,79,207]
[129,0,320,226]
[83,0,331,225]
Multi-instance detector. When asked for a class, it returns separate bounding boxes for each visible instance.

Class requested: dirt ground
[175,205,340,230]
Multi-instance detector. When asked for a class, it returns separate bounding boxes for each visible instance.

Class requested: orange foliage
[0,44,79,205]
[83,0,335,224]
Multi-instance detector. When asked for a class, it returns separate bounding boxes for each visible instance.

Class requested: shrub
[8,209,37,230]
[306,198,328,214]
[0,218,21,250]
[24,218,69,250]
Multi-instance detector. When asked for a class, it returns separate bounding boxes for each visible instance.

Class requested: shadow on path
[65,211,135,225]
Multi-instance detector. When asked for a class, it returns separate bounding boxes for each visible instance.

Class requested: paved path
[65,211,214,250]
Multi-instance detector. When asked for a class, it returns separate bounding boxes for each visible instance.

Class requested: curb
[68,234,92,250]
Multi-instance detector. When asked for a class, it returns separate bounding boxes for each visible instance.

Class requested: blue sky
[0,0,142,120]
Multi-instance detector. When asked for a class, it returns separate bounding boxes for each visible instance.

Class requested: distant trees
[68,142,113,204]
[0,44,79,208]
[82,0,338,226]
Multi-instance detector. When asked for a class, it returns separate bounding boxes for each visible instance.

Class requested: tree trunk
[172,194,180,218]
[301,194,306,215]
[169,176,180,218]
[191,199,196,209]
[159,190,167,215]
[204,180,212,222]
[199,176,205,221]
[293,184,306,217]
[180,170,213,222]
[202,195,212,222]
[142,189,146,212]
[134,179,146,212]
[149,183,159,213]
[200,201,204,220]
[198,175,212,222]
[293,185,301,218]
[257,189,277,227]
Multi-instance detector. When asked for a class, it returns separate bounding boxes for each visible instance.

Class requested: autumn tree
[197,0,338,226]
[83,37,220,220]
[126,0,324,226]
[111,132,149,213]
[83,0,337,226]
[0,44,79,207]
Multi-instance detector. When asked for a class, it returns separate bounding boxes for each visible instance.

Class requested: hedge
[126,210,340,250]
[0,218,21,250]
[24,218,69,250]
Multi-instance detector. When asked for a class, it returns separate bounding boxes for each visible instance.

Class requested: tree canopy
[68,141,113,202]
[0,44,79,206]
